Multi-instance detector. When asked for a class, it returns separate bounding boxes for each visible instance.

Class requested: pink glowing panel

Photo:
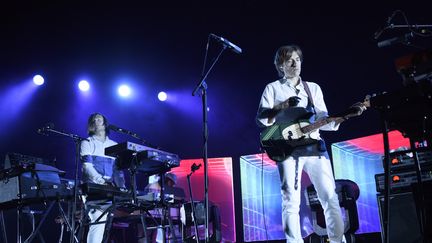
[345,130,410,154]
[170,157,235,242]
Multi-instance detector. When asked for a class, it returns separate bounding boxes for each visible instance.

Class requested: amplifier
[0,163,64,209]
[386,148,432,172]
[377,192,423,243]
[375,168,432,193]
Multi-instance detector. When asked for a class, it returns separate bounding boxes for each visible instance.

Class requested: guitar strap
[302,81,315,112]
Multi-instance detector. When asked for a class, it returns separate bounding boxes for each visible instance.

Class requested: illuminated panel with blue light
[240,153,314,241]
[332,130,410,234]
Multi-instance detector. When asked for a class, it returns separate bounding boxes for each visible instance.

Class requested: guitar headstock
[362,95,371,109]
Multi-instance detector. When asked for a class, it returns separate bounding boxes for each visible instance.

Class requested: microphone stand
[111,126,159,149]
[386,24,432,29]
[38,127,87,243]
[192,42,227,242]
[376,24,432,43]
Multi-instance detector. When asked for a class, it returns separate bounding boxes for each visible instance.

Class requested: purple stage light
[78,80,90,92]
[33,75,44,85]
[158,91,167,101]
[118,84,131,97]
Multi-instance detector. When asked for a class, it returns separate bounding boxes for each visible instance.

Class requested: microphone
[37,122,54,135]
[107,124,127,133]
[377,32,414,48]
[210,33,242,54]
[191,163,202,172]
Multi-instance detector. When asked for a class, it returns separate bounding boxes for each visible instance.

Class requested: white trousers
[277,155,344,243]
[87,207,108,243]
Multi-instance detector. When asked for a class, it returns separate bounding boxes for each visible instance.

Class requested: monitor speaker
[377,192,423,243]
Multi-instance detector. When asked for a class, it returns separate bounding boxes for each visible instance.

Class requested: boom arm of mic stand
[44,128,88,142]
[192,46,227,96]
[387,24,432,29]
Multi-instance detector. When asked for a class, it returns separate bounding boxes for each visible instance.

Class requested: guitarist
[256,45,365,243]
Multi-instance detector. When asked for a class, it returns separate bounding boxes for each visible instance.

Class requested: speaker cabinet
[377,192,423,243]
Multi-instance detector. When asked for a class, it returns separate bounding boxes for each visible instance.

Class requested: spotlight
[78,80,90,91]
[158,91,167,101]
[33,75,44,86]
[118,84,131,97]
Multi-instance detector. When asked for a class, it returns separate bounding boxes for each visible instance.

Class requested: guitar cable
[260,150,270,242]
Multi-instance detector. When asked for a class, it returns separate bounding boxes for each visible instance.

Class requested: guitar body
[259,98,367,161]
[260,107,320,161]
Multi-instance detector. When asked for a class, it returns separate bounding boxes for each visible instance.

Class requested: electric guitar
[260,97,369,161]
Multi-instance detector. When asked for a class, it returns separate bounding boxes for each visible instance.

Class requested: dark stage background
[0,2,431,242]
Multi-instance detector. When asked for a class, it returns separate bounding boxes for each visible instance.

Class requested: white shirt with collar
[257,78,339,131]
[80,136,118,184]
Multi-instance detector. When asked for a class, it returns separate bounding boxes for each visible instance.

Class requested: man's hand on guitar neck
[341,101,368,120]
[351,102,367,115]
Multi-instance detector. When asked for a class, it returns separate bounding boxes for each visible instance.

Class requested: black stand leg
[23,202,55,243]
[186,174,200,243]
[101,212,114,243]
[70,140,82,243]
[409,139,427,242]
[166,207,177,242]
[140,213,149,243]
[381,120,391,243]
[58,200,79,243]
[0,211,7,243]
[17,206,22,243]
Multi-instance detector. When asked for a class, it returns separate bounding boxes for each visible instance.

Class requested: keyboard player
[80,113,126,243]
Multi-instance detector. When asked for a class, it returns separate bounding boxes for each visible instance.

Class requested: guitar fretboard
[301,117,345,133]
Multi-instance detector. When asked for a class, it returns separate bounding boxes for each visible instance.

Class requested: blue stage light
[118,84,131,97]
[33,75,44,85]
[78,80,90,91]
[158,91,167,101]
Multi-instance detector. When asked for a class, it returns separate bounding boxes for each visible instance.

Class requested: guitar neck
[301,117,345,133]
